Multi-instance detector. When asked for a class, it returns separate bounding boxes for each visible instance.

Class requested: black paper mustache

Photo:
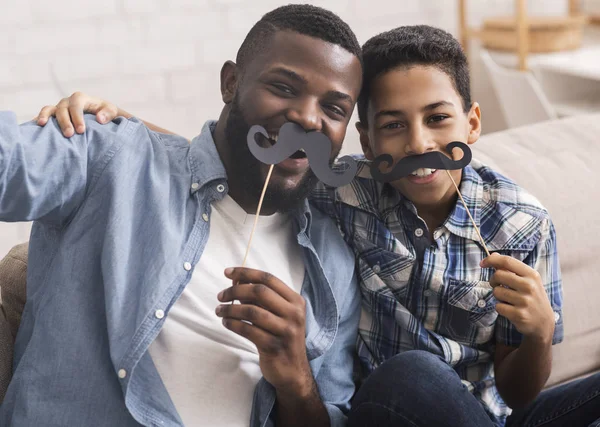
[369,141,472,183]
[247,122,358,187]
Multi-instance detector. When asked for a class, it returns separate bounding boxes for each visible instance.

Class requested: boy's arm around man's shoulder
[0,112,137,224]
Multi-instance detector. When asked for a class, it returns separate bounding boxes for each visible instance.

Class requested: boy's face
[358,65,481,210]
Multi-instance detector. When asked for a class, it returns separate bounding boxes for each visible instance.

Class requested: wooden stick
[446,170,491,257]
[242,164,274,267]
[231,164,275,305]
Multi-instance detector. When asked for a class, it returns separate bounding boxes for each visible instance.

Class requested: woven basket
[481,15,587,53]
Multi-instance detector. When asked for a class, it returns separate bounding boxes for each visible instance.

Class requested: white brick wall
[0,0,573,257]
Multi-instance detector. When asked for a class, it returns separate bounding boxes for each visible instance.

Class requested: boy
[31,25,600,427]
[315,25,600,427]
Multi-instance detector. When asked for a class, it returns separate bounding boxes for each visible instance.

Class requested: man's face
[359,65,481,210]
[225,31,362,212]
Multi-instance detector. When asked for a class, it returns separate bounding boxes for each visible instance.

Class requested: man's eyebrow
[326,91,354,104]
[269,67,307,84]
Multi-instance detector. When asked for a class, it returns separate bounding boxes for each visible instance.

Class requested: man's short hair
[357,25,471,124]
[236,4,363,71]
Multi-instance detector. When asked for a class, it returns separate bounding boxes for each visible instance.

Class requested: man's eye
[271,84,294,95]
[326,105,345,117]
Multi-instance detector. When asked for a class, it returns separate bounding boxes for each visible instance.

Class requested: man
[0,5,363,426]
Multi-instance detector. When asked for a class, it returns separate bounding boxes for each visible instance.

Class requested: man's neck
[213,111,277,216]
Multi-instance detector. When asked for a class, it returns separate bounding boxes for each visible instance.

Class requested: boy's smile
[358,65,481,225]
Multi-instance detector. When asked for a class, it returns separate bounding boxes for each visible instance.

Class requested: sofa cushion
[473,113,600,387]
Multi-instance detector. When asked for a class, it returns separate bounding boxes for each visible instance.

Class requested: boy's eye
[383,122,404,130]
[428,114,448,123]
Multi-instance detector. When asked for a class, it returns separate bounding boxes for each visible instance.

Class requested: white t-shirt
[149,195,305,426]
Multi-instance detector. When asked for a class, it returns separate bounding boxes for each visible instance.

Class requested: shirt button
[414,228,424,237]
[372,264,381,274]
[202,213,209,222]
[477,299,486,308]
[183,262,192,271]
[155,309,165,319]
[423,290,432,297]
[554,311,561,323]
[216,184,225,193]
[118,369,127,379]
[191,183,200,191]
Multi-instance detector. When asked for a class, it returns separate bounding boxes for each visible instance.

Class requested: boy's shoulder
[471,159,549,220]
[469,159,553,253]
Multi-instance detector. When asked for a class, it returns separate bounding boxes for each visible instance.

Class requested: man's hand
[34,92,120,138]
[216,267,314,397]
[482,253,555,342]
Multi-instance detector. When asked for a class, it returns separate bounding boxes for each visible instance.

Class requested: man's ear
[220,60,238,104]
[356,121,375,160]
[467,102,482,145]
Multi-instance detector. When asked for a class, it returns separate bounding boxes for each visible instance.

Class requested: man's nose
[285,98,323,132]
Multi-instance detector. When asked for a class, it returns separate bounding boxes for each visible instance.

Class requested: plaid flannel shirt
[311,158,564,426]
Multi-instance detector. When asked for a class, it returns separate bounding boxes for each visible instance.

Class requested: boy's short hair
[236,4,363,71]
[357,25,471,124]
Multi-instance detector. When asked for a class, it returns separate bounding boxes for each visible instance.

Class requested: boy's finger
[489,269,529,291]
[97,104,119,124]
[55,105,75,137]
[68,100,87,134]
[36,106,56,125]
[481,253,532,277]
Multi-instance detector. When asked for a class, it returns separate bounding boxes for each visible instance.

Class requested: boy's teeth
[410,168,437,177]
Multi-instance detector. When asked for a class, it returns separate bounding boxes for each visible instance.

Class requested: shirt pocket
[438,279,498,345]
[351,234,415,303]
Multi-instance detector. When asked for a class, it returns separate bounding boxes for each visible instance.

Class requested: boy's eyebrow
[423,101,454,111]
[374,101,455,120]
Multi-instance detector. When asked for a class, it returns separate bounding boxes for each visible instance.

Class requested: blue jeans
[348,350,600,427]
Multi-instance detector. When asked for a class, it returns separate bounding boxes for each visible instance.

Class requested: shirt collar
[442,165,485,242]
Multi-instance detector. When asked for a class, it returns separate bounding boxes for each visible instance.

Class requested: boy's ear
[220,60,238,104]
[356,121,375,160]
[467,102,482,145]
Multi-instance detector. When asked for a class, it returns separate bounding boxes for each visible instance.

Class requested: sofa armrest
[0,243,28,341]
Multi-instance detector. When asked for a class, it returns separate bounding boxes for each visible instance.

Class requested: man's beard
[224,98,320,213]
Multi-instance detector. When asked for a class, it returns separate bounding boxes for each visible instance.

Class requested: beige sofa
[0,113,599,402]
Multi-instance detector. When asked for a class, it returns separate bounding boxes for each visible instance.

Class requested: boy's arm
[0,111,92,223]
[35,92,179,137]
[482,219,563,409]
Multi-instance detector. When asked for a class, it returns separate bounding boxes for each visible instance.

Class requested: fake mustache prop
[247,122,358,187]
[370,141,472,183]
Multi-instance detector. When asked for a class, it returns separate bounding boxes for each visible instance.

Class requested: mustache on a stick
[247,122,358,188]
[369,141,472,183]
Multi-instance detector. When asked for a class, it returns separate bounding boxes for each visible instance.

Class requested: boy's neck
[412,193,458,240]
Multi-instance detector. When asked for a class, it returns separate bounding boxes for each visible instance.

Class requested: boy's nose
[405,126,436,155]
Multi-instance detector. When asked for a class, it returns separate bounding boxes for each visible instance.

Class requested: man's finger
[55,102,75,137]
[216,303,288,336]
[222,318,283,354]
[218,283,288,316]
[481,253,533,277]
[224,267,298,303]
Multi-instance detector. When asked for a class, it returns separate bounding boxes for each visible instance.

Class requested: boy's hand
[34,92,120,138]
[481,253,555,342]
[216,267,315,398]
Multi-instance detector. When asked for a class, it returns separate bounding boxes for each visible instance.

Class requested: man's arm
[483,218,563,409]
[0,111,92,223]
[35,93,178,137]
[217,267,360,427]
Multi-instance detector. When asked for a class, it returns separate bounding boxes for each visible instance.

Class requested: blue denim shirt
[0,112,360,427]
